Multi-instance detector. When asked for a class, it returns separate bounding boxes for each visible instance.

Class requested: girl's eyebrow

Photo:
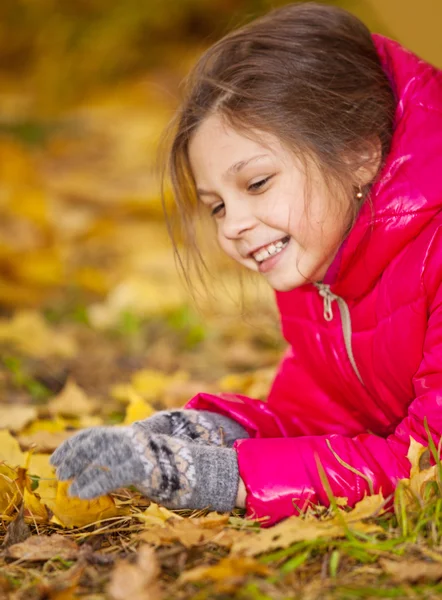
[197,153,269,197]
[225,153,269,176]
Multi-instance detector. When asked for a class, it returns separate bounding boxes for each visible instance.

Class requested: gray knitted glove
[50,410,249,512]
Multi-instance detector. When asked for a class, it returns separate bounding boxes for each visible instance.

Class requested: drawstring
[314,282,365,386]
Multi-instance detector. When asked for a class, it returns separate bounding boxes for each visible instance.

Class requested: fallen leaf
[0,466,22,514]
[45,481,129,528]
[136,502,184,527]
[6,533,78,561]
[123,394,155,425]
[18,430,74,453]
[0,429,26,467]
[0,405,38,433]
[0,310,76,357]
[231,494,385,556]
[139,514,244,549]
[22,417,68,435]
[47,379,97,417]
[406,438,438,500]
[179,556,271,583]
[381,558,442,582]
[107,544,162,600]
[2,504,31,548]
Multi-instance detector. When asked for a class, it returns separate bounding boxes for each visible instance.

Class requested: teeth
[253,237,289,263]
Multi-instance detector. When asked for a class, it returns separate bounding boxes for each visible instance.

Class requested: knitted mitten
[50,409,249,512]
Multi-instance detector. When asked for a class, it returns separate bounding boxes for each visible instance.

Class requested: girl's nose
[221,207,256,240]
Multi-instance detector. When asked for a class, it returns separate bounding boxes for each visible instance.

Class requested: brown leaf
[381,558,442,583]
[47,379,97,417]
[107,545,162,600]
[0,405,37,433]
[18,430,74,453]
[2,505,31,549]
[179,556,271,584]
[139,514,244,549]
[6,533,78,561]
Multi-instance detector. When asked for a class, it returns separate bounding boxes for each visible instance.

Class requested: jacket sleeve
[186,284,442,526]
[235,283,442,525]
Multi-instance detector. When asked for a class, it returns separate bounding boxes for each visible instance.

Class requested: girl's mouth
[253,235,290,272]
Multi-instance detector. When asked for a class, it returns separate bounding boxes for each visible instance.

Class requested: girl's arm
[186,288,442,526]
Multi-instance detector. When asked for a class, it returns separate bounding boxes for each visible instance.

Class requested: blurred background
[0,0,441,317]
[0,0,441,403]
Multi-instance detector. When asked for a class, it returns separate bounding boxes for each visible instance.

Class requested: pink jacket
[186,35,442,526]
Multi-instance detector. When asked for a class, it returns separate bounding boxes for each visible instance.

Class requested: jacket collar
[325,35,442,299]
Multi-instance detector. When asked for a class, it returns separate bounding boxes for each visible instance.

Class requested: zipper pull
[315,283,338,322]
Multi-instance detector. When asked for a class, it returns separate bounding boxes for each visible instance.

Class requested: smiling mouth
[252,236,290,263]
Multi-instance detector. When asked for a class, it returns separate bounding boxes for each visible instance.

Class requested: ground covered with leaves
[2,307,442,600]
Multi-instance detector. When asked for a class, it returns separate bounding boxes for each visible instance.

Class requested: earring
[355,185,363,200]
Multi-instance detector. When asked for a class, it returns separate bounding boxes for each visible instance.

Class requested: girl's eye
[247,176,272,192]
[211,203,225,217]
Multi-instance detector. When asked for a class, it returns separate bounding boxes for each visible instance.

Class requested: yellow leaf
[218,373,255,394]
[179,556,271,584]
[0,405,37,433]
[23,488,48,522]
[12,247,64,286]
[47,379,97,417]
[0,430,26,468]
[22,417,68,435]
[136,502,183,527]
[397,438,438,506]
[45,481,129,529]
[131,370,169,401]
[123,395,155,425]
[0,466,21,514]
[0,311,76,357]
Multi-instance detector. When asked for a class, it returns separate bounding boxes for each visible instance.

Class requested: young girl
[50,2,442,527]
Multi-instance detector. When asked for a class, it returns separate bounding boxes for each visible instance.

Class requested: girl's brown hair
[161,1,396,289]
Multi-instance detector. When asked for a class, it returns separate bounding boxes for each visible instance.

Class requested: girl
[51,2,442,527]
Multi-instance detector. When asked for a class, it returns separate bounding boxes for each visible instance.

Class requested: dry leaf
[0,429,26,467]
[136,503,184,527]
[18,430,74,453]
[381,558,442,582]
[45,481,129,528]
[0,311,76,357]
[2,505,31,548]
[108,544,162,600]
[0,466,22,514]
[405,438,438,500]
[6,534,78,561]
[123,394,155,425]
[47,379,97,417]
[0,405,37,433]
[139,514,243,549]
[231,494,385,556]
[179,556,271,584]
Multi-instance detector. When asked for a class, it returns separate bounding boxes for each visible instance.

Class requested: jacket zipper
[314,282,365,386]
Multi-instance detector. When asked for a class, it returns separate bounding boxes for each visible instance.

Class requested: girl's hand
[132,408,249,447]
[50,422,241,512]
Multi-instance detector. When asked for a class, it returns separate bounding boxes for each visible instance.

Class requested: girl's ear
[354,136,383,187]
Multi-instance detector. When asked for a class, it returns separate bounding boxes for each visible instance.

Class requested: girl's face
[188,114,351,291]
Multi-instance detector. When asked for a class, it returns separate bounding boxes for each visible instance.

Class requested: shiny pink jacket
[186,35,442,526]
